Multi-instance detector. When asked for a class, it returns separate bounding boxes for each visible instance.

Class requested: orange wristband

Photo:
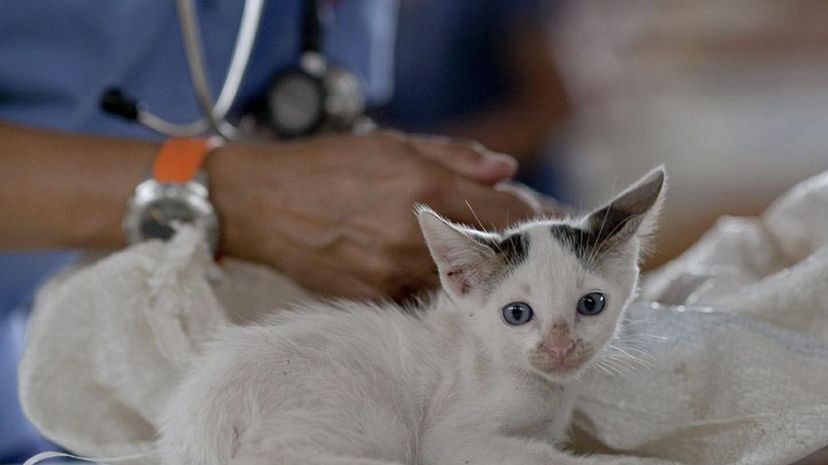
[152,137,220,183]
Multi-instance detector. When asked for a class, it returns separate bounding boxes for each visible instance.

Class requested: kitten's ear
[583,166,666,254]
[416,206,500,299]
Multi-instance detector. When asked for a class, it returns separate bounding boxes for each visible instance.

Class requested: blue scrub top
[381,0,547,131]
[0,1,397,461]
[379,0,561,197]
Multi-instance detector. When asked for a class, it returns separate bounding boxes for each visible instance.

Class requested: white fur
[159,170,670,465]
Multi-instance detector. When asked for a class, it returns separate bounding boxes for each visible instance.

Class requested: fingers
[405,134,518,185]
[495,181,574,219]
[535,195,575,218]
[431,176,538,230]
[494,181,545,216]
[282,227,440,301]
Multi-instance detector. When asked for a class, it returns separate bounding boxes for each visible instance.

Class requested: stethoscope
[100,0,365,140]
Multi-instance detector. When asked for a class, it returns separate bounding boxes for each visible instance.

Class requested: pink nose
[546,341,574,361]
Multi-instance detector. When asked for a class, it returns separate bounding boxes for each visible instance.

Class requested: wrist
[70,140,158,249]
[205,142,286,262]
[122,138,221,252]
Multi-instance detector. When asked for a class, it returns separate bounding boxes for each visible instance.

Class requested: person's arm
[0,121,535,299]
[207,131,539,299]
[0,121,155,249]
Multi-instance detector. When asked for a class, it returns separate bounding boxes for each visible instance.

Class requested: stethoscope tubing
[137,0,265,140]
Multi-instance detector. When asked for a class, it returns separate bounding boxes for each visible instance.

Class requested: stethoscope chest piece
[98,0,365,141]
[266,51,364,139]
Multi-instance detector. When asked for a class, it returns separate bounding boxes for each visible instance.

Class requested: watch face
[139,198,197,241]
[126,179,219,252]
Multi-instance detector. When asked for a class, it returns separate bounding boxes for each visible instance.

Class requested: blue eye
[501,302,533,326]
[577,292,606,316]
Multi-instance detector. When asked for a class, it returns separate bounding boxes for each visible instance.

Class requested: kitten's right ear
[416,206,499,299]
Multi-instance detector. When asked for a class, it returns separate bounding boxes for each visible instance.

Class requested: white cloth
[18,233,308,459]
[18,172,828,465]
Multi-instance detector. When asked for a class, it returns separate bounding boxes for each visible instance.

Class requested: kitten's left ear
[416,206,503,299]
[583,166,667,254]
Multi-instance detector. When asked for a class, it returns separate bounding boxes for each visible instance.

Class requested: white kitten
[159,168,669,465]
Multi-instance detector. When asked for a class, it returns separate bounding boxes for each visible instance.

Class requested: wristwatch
[123,137,221,253]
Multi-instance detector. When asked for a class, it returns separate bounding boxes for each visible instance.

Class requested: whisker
[465,200,486,232]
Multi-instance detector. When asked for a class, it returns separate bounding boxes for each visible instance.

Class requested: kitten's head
[417,167,665,382]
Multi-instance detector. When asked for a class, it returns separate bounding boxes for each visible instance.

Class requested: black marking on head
[550,224,592,263]
[550,206,638,265]
[463,231,530,291]
[475,231,529,267]
[551,167,665,266]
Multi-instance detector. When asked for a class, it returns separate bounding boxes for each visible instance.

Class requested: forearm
[0,123,536,299]
[0,120,156,249]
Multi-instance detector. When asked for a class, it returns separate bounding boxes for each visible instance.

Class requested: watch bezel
[124,178,219,253]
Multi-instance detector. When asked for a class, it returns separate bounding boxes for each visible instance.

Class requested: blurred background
[3,0,828,463]
[376,0,828,269]
[551,0,828,268]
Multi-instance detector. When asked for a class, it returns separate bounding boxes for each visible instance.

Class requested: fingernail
[481,152,518,172]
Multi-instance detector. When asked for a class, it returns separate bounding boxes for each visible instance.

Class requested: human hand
[208,131,539,300]
[495,180,573,219]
